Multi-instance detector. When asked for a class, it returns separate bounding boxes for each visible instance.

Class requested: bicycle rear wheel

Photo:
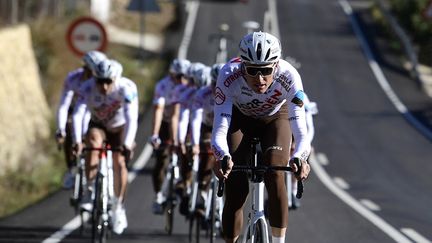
[209,178,217,243]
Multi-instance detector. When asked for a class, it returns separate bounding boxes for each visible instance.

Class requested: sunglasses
[244,65,274,76]
[96,78,113,85]
[175,74,184,79]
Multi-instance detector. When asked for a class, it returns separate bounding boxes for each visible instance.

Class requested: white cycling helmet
[94,59,123,81]
[210,63,225,85]
[169,58,191,75]
[188,62,210,87]
[82,50,107,72]
[239,31,281,65]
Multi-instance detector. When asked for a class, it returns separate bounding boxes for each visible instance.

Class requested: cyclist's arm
[177,105,190,145]
[56,82,74,136]
[171,103,181,146]
[211,98,233,161]
[191,107,204,146]
[151,104,164,138]
[72,99,87,144]
[123,91,139,149]
[288,90,311,161]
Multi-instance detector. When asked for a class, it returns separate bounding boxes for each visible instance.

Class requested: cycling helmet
[188,62,210,87]
[94,59,123,80]
[169,58,191,75]
[82,50,107,72]
[239,31,281,65]
[210,63,225,85]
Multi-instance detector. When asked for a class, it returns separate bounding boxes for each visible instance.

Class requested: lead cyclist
[211,32,311,243]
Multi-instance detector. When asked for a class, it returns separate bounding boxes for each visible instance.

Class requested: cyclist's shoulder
[65,67,84,82]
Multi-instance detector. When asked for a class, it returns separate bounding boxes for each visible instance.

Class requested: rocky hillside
[0,24,51,173]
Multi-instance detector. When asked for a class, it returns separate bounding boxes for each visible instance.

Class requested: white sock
[272,236,285,243]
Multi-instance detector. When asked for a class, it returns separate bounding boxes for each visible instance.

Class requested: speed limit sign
[66,16,108,56]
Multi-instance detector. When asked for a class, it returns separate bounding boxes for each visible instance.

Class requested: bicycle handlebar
[217,156,304,199]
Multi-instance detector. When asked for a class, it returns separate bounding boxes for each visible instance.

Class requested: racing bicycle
[217,138,303,243]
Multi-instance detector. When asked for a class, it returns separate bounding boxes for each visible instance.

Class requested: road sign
[66,16,108,57]
[422,0,432,20]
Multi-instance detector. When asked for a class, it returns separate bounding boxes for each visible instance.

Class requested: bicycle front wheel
[252,219,268,243]
[165,168,176,235]
[92,173,108,243]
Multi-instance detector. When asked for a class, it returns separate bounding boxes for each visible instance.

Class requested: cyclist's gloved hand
[214,155,233,180]
[149,135,161,149]
[121,144,133,164]
[289,157,310,181]
[55,129,65,147]
[73,143,83,157]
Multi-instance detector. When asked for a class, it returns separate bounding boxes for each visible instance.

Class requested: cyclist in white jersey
[55,50,107,189]
[173,62,210,215]
[211,32,311,243]
[73,59,139,235]
[150,58,191,214]
[190,63,224,214]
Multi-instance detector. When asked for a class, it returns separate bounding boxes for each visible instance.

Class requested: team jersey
[152,75,178,122]
[190,85,214,145]
[172,83,197,144]
[211,58,310,161]
[56,68,91,135]
[73,77,139,148]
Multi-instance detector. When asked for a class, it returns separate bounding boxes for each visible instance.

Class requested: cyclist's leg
[64,118,75,169]
[106,127,127,203]
[223,129,250,243]
[198,125,213,192]
[152,121,171,193]
[85,125,106,183]
[260,105,291,239]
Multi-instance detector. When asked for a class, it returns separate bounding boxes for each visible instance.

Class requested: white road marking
[310,152,413,242]
[359,199,381,211]
[333,177,350,190]
[339,0,432,141]
[401,228,431,243]
[177,1,199,59]
[42,143,153,243]
[315,152,329,165]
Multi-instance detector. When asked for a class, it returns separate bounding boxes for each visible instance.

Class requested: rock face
[0,24,51,173]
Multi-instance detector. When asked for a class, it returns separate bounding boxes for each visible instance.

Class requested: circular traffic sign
[66,16,108,57]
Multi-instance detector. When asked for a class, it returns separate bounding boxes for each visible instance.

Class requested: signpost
[66,16,108,57]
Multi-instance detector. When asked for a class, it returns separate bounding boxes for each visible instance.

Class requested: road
[0,0,431,242]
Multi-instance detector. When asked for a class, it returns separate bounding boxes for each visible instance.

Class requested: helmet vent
[247,48,254,61]
[256,43,262,60]
[264,49,270,61]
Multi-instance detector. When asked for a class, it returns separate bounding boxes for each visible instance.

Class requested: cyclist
[55,50,107,189]
[289,92,318,209]
[211,32,311,243]
[173,62,210,215]
[150,58,191,214]
[73,59,139,235]
[190,63,224,201]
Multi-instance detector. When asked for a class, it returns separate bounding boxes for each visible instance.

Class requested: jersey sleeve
[152,78,166,106]
[190,91,204,146]
[56,73,75,135]
[211,69,233,161]
[286,71,311,161]
[123,80,139,148]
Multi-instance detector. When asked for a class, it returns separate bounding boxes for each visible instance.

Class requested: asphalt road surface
[1,0,431,242]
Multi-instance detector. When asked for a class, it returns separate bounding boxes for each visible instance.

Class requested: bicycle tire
[188,211,202,243]
[209,178,217,243]
[92,173,107,243]
[165,167,175,235]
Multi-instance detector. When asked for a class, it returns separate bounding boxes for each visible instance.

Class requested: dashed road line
[310,152,413,243]
[359,199,381,211]
[333,177,350,190]
[401,228,431,243]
